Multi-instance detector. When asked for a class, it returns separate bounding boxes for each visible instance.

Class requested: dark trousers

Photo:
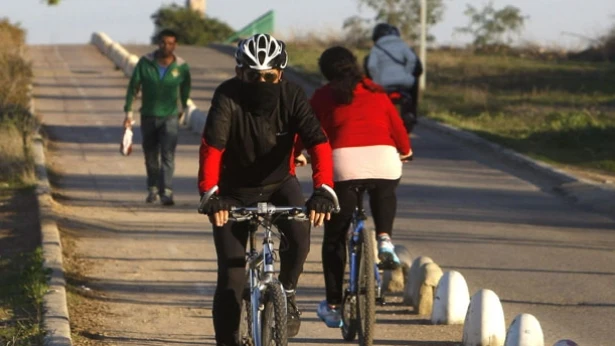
[212,176,310,346]
[391,90,417,134]
[140,114,178,192]
[322,178,400,305]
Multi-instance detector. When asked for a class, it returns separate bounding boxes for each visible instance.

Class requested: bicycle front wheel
[239,274,252,346]
[357,228,376,346]
[261,280,288,346]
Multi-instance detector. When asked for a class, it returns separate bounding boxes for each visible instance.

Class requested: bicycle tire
[261,280,288,346]
[239,274,253,346]
[357,228,376,346]
[239,297,253,346]
[341,291,358,341]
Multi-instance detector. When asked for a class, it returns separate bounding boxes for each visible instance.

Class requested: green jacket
[124,51,191,117]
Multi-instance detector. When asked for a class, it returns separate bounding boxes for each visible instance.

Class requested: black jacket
[198,78,330,191]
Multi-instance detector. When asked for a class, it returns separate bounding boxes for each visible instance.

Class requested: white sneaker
[378,235,400,269]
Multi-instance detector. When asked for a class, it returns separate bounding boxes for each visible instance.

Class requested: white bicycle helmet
[235,34,288,70]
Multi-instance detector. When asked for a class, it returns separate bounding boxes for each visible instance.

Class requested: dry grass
[0,123,34,186]
[0,19,35,187]
[0,18,42,346]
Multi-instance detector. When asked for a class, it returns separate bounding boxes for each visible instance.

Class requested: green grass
[285,43,615,176]
[0,247,50,346]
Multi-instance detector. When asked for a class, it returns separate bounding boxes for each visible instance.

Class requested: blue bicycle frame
[346,188,384,303]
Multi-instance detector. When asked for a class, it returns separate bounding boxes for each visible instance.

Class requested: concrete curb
[90,32,208,136]
[29,85,73,345]
[418,118,615,217]
[209,41,615,218]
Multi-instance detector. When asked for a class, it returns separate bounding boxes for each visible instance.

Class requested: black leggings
[212,176,310,346]
[322,178,400,305]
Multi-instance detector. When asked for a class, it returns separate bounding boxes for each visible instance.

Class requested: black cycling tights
[212,176,310,346]
[322,178,400,305]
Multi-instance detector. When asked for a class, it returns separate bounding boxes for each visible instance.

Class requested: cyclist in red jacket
[308,46,412,327]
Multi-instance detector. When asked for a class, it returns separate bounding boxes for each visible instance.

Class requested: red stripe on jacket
[198,137,224,194]
[292,135,334,189]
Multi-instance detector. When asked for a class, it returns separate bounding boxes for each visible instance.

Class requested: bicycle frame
[346,189,384,302]
[245,213,280,346]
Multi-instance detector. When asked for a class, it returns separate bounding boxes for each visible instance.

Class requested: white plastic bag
[120,127,133,156]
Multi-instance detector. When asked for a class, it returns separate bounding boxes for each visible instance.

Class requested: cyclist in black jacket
[198,33,337,346]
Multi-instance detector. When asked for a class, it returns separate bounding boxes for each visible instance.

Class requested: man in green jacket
[123,29,191,206]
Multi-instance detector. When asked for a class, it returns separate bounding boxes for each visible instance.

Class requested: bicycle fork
[249,229,276,346]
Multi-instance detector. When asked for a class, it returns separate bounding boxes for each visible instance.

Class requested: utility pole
[419,0,427,91]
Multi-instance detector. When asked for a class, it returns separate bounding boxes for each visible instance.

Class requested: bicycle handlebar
[229,204,308,222]
[198,184,341,215]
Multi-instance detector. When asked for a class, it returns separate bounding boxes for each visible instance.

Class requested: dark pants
[391,89,417,134]
[322,178,400,305]
[140,114,178,192]
[212,176,310,346]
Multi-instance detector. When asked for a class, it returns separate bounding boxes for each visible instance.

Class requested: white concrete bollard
[431,270,470,325]
[403,256,433,305]
[98,32,112,46]
[504,313,544,346]
[462,289,506,346]
[552,340,579,346]
[108,43,121,65]
[383,245,412,293]
[110,44,129,68]
[90,33,101,47]
[117,50,130,69]
[124,54,139,76]
[414,262,443,315]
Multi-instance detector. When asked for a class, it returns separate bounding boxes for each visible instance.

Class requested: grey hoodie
[367,35,420,89]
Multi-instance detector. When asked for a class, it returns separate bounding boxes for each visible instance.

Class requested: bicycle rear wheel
[357,228,376,346]
[261,280,288,346]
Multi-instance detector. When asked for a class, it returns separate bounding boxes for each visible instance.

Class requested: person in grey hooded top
[365,23,422,132]
[366,23,421,90]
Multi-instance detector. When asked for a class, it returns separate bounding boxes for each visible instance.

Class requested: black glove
[306,188,336,214]
[200,195,234,215]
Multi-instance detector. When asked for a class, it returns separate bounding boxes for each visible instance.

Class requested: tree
[151,4,234,46]
[342,16,372,48]
[355,0,446,42]
[456,2,527,48]
[46,0,60,5]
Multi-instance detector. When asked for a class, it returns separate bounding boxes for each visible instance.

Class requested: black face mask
[240,81,281,114]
